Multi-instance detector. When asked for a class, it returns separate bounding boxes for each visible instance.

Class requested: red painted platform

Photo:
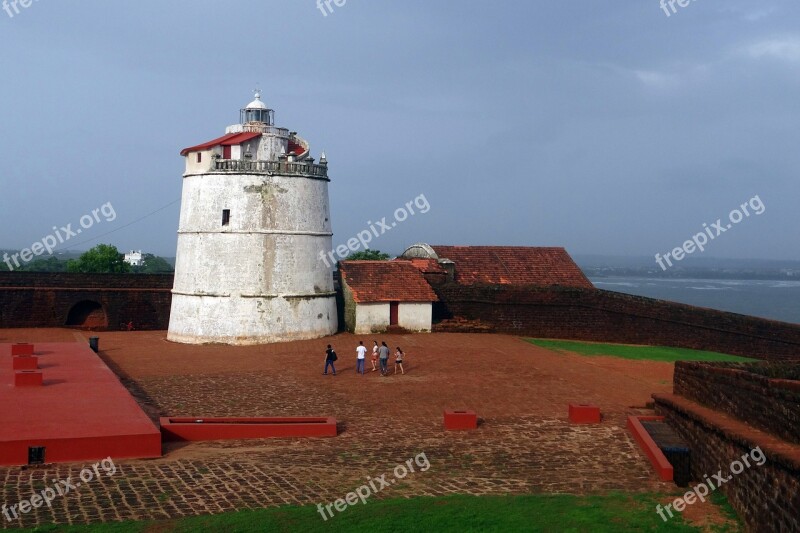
[627,415,673,482]
[160,417,338,442]
[444,410,478,431]
[569,404,601,424]
[0,343,162,466]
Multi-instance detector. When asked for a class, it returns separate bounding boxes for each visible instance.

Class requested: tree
[67,244,131,274]
[344,250,391,261]
[19,257,68,272]
[133,254,174,274]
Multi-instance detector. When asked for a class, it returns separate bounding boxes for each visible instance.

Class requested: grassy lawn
[14,493,739,532]
[525,339,758,363]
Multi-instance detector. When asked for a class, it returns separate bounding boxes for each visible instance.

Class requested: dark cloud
[0,0,797,260]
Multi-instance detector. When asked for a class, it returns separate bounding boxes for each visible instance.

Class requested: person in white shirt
[356,341,367,375]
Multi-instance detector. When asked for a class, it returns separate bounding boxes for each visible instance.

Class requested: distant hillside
[575,255,800,280]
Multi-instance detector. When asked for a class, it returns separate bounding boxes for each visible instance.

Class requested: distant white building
[124,250,144,267]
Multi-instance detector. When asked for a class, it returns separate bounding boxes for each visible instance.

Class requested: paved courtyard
[0,329,678,529]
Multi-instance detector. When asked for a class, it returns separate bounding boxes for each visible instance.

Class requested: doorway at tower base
[167,293,337,345]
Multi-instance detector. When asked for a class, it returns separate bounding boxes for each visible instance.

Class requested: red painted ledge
[627,415,673,482]
[160,417,338,442]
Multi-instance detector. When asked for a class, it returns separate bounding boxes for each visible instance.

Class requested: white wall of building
[354,303,390,334]
[398,302,433,332]
[124,251,143,267]
[184,149,215,174]
[353,302,432,334]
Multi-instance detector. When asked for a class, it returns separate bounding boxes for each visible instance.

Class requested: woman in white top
[371,341,379,372]
[394,347,405,375]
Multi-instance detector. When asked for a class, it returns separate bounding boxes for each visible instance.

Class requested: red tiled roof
[180,132,261,156]
[339,261,439,303]
[430,246,593,288]
[405,258,446,274]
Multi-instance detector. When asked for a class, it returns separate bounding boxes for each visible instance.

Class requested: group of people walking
[324,341,405,376]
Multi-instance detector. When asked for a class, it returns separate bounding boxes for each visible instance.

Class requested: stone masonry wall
[0,273,173,330]
[655,396,800,532]
[674,361,800,445]
[431,284,800,360]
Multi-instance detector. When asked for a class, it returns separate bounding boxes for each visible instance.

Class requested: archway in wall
[65,301,108,329]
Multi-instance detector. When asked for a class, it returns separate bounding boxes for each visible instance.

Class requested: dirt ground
[1,329,708,529]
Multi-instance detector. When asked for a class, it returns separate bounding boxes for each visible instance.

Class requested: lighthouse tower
[167,91,337,345]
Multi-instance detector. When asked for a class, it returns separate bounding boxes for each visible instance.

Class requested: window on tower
[222,209,231,226]
[196,152,202,163]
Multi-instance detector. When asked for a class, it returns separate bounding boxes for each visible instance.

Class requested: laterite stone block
[444,410,478,430]
[15,370,43,387]
[569,404,601,424]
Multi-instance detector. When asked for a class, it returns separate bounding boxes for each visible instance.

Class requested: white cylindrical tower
[167,91,337,345]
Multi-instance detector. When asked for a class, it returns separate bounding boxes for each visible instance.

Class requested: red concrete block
[12,356,38,371]
[444,410,478,431]
[11,344,34,357]
[627,415,673,481]
[15,370,43,387]
[159,417,338,442]
[569,404,601,424]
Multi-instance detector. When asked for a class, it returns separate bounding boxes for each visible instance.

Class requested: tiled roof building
[338,261,438,303]
[401,244,593,289]
[338,261,438,333]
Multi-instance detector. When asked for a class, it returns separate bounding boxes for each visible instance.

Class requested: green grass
[525,339,758,363]
[14,493,737,532]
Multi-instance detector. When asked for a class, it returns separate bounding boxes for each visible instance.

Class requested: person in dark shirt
[378,342,390,376]
[324,344,337,375]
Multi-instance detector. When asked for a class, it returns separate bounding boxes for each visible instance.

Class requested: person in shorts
[394,347,405,375]
[371,341,379,372]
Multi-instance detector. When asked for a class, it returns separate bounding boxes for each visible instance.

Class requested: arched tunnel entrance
[65,300,108,329]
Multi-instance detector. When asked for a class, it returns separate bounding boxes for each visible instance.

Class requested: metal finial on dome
[246,89,268,110]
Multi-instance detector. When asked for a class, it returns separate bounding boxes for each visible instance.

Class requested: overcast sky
[0,0,798,261]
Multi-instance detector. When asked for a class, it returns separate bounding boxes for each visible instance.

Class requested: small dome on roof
[246,90,268,110]
[401,243,439,260]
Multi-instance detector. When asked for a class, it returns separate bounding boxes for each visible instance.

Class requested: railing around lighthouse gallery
[213,159,328,178]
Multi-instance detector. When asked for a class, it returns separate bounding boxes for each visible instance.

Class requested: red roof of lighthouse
[180,132,261,156]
